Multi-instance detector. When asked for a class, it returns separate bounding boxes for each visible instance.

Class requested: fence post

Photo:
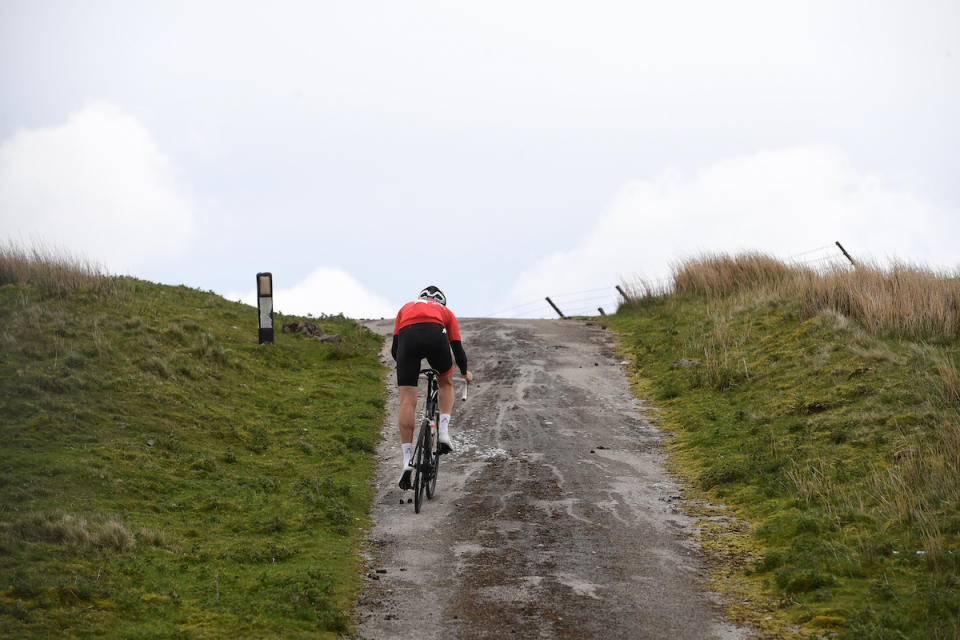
[545,297,566,319]
[597,307,606,316]
[615,285,628,301]
[835,241,856,266]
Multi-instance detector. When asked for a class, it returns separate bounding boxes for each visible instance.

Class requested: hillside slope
[0,272,385,638]
[608,257,960,639]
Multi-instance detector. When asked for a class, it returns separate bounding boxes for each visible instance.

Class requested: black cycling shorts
[396,322,454,387]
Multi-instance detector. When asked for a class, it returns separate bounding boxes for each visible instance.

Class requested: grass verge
[0,250,385,639]
[609,255,960,639]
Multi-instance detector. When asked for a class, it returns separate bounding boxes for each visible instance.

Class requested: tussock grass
[8,512,155,552]
[0,242,125,298]
[611,252,960,638]
[932,353,960,407]
[796,263,960,341]
[660,252,960,341]
[672,252,800,298]
[618,276,672,309]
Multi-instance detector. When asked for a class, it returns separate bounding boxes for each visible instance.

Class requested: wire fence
[483,242,856,319]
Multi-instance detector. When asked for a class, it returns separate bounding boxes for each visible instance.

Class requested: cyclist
[392,285,472,490]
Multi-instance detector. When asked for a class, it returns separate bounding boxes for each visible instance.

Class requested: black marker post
[257,272,274,344]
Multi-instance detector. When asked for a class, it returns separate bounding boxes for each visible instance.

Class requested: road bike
[410,368,441,513]
[409,368,469,513]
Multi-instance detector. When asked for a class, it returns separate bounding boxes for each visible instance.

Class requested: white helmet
[419,285,446,306]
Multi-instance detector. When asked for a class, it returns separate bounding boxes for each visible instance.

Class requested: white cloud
[506,146,959,315]
[227,266,396,320]
[0,102,195,273]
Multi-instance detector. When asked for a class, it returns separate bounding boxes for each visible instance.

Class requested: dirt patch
[352,318,749,639]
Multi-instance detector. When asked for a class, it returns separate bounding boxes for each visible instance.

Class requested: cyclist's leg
[398,386,417,444]
[421,325,457,453]
[397,387,417,489]
[437,372,454,415]
[395,327,425,446]
[434,368,455,453]
[395,329,423,488]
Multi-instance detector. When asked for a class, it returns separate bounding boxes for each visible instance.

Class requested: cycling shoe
[398,466,413,490]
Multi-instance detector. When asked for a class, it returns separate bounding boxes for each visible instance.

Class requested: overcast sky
[2,1,958,318]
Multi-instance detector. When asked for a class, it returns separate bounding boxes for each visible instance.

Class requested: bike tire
[426,414,439,499]
[413,418,430,513]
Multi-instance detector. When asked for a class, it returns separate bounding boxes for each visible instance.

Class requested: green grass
[0,277,386,638]
[608,293,960,639]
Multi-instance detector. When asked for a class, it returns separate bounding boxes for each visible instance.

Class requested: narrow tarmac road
[352,318,749,639]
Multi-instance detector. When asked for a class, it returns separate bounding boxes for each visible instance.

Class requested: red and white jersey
[393,299,462,341]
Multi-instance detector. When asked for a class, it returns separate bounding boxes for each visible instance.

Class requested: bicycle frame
[420,369,440,426]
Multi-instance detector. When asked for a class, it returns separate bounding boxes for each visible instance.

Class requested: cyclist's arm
[450,340,467,375]
[391,333,398,360]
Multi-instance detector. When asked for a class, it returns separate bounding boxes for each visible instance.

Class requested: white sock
[401,443,412,468]
[438,414,451,439]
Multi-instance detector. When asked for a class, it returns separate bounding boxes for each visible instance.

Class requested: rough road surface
[353,318,748,639]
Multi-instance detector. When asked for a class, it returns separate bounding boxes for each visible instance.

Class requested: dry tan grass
[672,252,801,298]
[670,253,960,341]
[93,519,136,552]
[8,511,163,552]
[796,262,960,340]
[932,353,960,407]
[0,242,122,297]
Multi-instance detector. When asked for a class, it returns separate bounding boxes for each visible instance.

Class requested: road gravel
[352,318,750,639]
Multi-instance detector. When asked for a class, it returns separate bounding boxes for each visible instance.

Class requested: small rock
[407,498,413,504]
[376,569,387,574]
[147,439,155,447]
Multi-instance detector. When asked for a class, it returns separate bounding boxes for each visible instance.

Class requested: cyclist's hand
[463,371,474,383]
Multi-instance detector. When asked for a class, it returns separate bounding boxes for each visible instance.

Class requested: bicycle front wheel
[413,418,430,513]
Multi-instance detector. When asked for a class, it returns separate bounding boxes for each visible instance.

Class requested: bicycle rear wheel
[413,418,430,513]
[426,419,439,499]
